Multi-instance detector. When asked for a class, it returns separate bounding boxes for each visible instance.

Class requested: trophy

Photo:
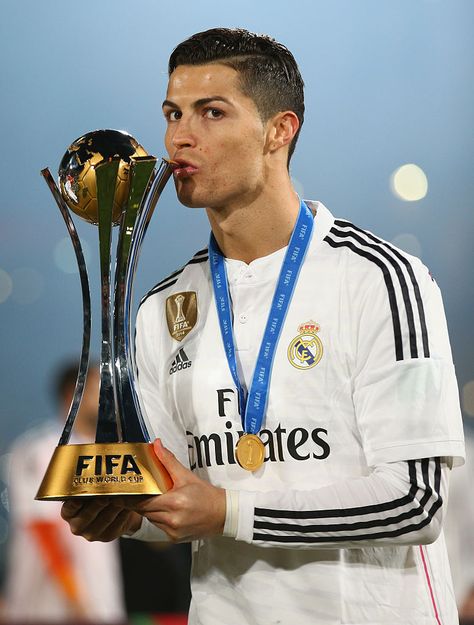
[36,129,174,499]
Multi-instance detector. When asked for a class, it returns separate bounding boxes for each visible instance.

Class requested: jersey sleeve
[229,458,448,548]
[351,257,464,467]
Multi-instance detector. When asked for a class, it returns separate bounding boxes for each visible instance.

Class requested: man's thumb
[153,438,189,484]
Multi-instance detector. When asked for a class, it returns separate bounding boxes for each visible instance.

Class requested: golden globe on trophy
[36,129,174,500]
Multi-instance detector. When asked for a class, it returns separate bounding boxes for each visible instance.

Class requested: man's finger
[117,495,152,510]
[61,498,84,519]
[61,496,110,521]
[130,493,174,514]
[68,500,139,541]
[63,498,117,535]
[153,438,192,484]
[82,508,132,543]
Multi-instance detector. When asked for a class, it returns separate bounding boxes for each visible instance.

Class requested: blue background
[0,0,473,561]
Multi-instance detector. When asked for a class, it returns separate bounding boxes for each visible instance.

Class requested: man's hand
[128,438,226,543]
[61,496,142,542]
[61,438,226,544]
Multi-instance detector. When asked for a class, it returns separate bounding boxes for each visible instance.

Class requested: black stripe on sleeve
[324,235,404,361]
[253,459,442,544]
[193,247,209,258]
[188,256,210,265]
[255,461,419,520]
[334,220,430,357]
[330,226,419,358]
[139,250,208,305]
[148,278,179,296]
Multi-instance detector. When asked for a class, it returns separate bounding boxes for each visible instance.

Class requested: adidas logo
[169,348,192,376]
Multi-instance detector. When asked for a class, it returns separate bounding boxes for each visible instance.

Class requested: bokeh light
[390,164,428,202]
[11,268,44,305]
[53,237,91,274]
[391,233,422,258]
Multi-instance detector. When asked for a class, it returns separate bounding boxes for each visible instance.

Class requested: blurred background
[0,0,473,623]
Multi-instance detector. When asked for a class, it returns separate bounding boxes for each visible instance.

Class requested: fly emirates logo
[186,388,330,470]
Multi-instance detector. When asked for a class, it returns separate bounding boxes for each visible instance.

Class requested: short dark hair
[52,360,98,402]
[168,28,304,164]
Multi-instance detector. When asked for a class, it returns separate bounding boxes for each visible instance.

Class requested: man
[62,28,465,625]
[4,363,125,622]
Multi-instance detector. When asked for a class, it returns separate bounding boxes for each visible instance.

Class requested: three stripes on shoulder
[140,248,208,306]
[324,221,430,362]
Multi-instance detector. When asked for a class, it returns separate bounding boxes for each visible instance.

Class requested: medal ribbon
[209,199,314,435]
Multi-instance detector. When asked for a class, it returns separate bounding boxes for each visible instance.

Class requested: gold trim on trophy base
[36,442,173,500]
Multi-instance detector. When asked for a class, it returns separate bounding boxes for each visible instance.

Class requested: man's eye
[165,110,181,121]
[204,108,223,119]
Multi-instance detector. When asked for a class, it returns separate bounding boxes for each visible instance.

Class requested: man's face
[163,63,269,209]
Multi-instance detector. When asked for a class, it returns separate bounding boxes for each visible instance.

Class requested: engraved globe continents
[58,129,148,225]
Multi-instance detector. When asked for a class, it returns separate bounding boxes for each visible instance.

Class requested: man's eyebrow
[162,99,179,109]
[162,96,233,109]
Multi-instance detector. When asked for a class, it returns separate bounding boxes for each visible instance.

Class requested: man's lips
[171,160,199,178]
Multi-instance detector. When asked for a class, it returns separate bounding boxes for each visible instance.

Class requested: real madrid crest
[166,291,197,341]
[288,320,323,370]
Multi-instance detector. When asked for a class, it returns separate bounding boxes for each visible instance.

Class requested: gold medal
[235,434,265,471]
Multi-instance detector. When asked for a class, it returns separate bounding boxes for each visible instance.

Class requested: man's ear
[265,111,300,154]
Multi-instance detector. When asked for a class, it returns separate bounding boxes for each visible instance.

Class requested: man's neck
[206,182,301,264]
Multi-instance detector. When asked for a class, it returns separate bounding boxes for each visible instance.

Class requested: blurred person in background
[1,361,126,623]
[444,433,474,624]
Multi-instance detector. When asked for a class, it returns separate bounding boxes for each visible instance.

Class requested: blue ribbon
[209,199,314,435]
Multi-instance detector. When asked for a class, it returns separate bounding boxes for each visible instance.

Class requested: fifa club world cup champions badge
[36,129,175,500]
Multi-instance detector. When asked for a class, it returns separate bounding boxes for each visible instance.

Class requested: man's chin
[176,191,207,209]
[172,180,204,208]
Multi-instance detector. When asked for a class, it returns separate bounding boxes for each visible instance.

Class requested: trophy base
[36,442,173,500]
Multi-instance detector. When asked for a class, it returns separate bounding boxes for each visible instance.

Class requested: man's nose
[171,118,196,150]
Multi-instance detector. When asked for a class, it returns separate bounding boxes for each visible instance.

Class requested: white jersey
[135,201,465,625]
[4,423,126,623]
